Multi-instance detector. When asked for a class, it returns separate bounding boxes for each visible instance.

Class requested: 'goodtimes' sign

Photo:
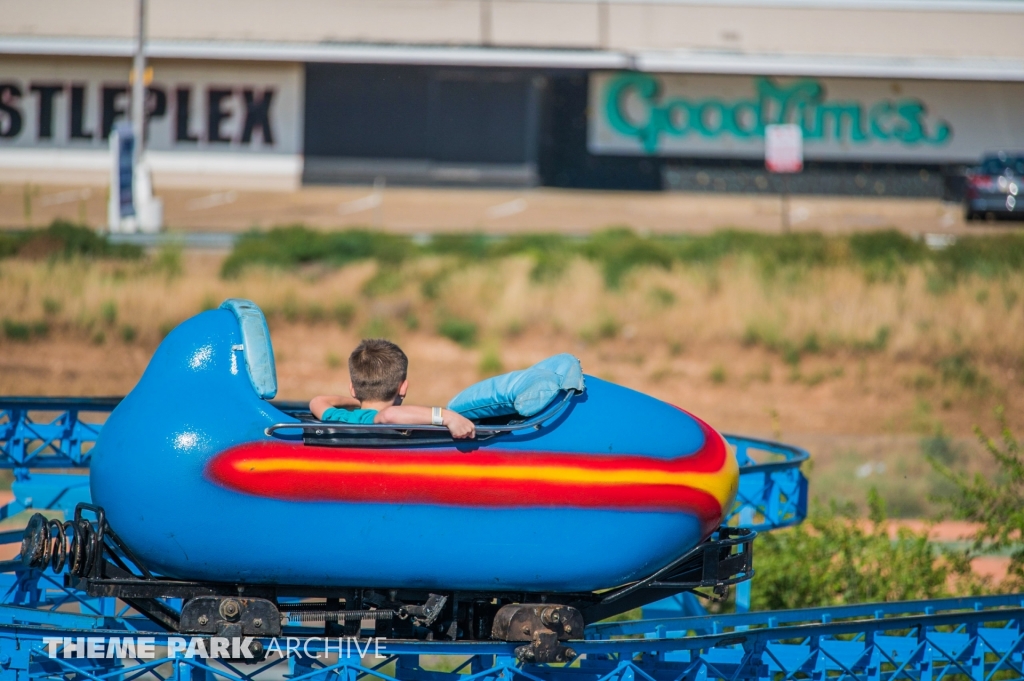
[588,72,1024,163]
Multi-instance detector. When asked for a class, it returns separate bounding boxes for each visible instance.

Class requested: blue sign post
[107,121,136,231]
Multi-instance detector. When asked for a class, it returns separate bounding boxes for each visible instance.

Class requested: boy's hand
[444,410,476,439]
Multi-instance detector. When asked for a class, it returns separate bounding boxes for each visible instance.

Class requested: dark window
[303,64,534,164]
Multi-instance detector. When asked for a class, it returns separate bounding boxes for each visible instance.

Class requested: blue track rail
[1,397,1020,681]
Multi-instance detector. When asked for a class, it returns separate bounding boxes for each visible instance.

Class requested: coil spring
[286,609,395,624]
[20,512,99,577]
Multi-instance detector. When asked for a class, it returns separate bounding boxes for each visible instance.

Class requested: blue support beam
[0,398,117,468]
[725,434,809,532]
[0,596,1020,681]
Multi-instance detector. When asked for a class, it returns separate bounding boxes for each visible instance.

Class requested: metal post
[131,0,147,162]
[735,506,754,613]
[781,174,790,233]
[598,0,609,48]
[480,0,492,45]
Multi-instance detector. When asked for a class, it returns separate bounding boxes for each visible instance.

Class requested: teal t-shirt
[321,407,378,424]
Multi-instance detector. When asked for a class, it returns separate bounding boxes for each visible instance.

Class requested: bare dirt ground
[0,327,1014,439]
[3,182,1021,235]
[0,322,1014,521]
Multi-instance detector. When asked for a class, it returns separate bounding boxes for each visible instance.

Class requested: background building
[2,0,1023,195]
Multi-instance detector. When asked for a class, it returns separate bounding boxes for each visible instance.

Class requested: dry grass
[4,252,1022,356]
[2,249,1023,437]
[4,248,1024,515]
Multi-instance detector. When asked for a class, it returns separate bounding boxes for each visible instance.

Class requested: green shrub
[1,318,48,342]
[2,319,31,341]
[153,242,184,277]
[221,226,411,278]
[437,317,478,347]
[937,351,985,390]
[849,229,926,266]
[217,227,1024,284]
[760,232,833,269]
[479,347,504,376]
[0,232,19,258]
[675,230,764,265]
[0,220,142,261]
[426,233,494,260]
[304,303,326,323]
[361,268,404,297]
[709,364,727,384]
[100,301,118,326]
[937,234,1024,277]
[332,301,355,328]
[42,297,62,315]
[649,286,676,307]
[867,325,891,351]
[582,229,675,288]
[507,235,574,283]
[930,409,1024,589]
[581,316,620,343]
[921,430,962,467]
[801,331,821,354]
[420,268,451,299]
[361,317,393,339]
[751,490,982,610]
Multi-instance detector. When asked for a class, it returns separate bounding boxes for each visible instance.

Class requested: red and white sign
[764,124,803,173]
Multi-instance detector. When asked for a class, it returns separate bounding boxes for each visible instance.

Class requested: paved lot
[3,182,1020,235]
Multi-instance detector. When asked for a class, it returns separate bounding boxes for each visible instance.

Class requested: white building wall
[3,0,1024,61]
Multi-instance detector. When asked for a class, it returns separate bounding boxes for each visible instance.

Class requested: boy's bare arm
[375,405,476,439]
[309,394,361,419]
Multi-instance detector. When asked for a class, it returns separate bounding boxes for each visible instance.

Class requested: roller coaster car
[21,300,753,661]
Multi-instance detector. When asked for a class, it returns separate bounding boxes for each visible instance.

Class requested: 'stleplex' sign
[0,58,302,155]
[588,72,1024,163]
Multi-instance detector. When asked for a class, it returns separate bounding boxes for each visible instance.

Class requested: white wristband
[431,407,444,426]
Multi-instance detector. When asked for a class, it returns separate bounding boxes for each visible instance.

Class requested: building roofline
[490,0,1024,11]
[1,36,1023,81]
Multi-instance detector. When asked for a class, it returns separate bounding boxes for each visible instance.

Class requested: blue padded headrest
[219,299,278,399]
[448,353,585,420]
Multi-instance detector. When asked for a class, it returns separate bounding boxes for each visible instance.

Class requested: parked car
[964,152,1024,221]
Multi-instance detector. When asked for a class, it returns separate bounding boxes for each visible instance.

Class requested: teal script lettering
[603,74,952,153]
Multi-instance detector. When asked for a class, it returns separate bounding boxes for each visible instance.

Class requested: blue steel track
[1,398,1022,681]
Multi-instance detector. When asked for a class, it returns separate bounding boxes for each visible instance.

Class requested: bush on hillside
[930,409,1024,589]
[221,226,411,278]
[217,226,1024,287]
[0,220,142,261]
[750,490,984,611]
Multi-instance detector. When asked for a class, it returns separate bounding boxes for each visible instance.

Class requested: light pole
[131,0,147,166]
[130,0,162,232]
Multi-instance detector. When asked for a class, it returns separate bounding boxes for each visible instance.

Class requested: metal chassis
[49,510,753,638]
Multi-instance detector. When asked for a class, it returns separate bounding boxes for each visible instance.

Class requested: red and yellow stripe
[206,414,738,534]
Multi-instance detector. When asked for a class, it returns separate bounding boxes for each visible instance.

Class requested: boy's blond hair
[349,339,408,401]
